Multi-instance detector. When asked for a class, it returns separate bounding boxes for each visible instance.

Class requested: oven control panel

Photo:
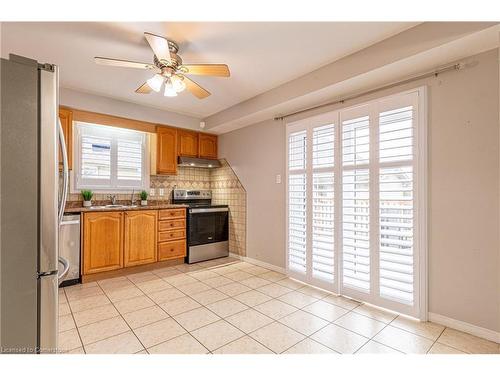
[173,189,212,200]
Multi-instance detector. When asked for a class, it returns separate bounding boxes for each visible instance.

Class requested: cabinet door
[83,212,123,275]
[58,108,73,170]
[198,133,218,159]
[156,127,177,174]
[124,210,157,267]
[177,130,199,157]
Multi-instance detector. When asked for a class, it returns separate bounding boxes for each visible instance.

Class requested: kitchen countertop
[64,201,188,213]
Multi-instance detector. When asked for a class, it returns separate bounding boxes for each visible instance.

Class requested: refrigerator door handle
[58,118,69,224]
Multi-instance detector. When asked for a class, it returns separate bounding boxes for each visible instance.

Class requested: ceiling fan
[94,32,230,99]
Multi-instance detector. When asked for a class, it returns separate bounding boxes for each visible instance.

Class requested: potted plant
[81,190,93,207]
[140,190,148,206]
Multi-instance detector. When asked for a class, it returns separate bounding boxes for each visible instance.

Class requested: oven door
[188,207,229,246]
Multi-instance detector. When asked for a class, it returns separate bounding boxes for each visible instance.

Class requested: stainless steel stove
[172,189,229,263]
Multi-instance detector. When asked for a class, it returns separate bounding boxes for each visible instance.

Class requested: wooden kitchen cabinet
[156,127,177,175]
[58,107,73,170]
[177,130,199,157]
[124,210,157,267]
[198,133,218,159]
[157,208,187,261]
[83,212,123,275]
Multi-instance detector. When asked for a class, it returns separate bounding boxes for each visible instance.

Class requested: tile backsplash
[67,159,247,257]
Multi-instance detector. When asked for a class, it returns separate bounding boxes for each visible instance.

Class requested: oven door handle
[190,207,229,213]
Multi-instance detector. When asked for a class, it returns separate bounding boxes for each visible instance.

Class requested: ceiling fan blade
[95,57,158,71]
[135,82,152,94]
[181,64,230,77]
[144,32,174,64]
[183,76,211,99]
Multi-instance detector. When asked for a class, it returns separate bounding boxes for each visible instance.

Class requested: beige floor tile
[58,329,83,352]
[244,265,271,276]
[259,271,287,282]
[64,347,85,354]
[225,270,254,282]
[254,299,298,320]
[113,295,155,315]
[135,279,172,294]
[134,318,186,348]
[59,314,76,332]
[250,322,305,353]
[153,268,182,279]
[159,296,201,316]
[322,295,361,310]
[175,263,203,273]
[191,320,245,351]
[352,304,398,324]
[216,282,252,296]
[77,316,130,345]
[296,285,330,298]
[84,331,144,354]
[135,350,148,354]
[233,290,272,307]
[59,302,71,316]
[373,325,434,354]
[214,336,273,354]
[173,306,221,331]
[334,312,387,338]
[148,288,185,304]
[257,283,293,298]
[239,276,272,289]
[303,300,350,322]
[98,277,134,291]
[225,309,274,334]
[163,274,199,287]
[63,281,98,290]
[206,298,248,318]
[148,333,209,354]
[123,306,170,329]
[278,291,318,308]
[59,289,68,304]
[428,342,467,354]
[106,286,144,303]
[311,324,369,353]
[65,286,104,301]
[68,294,110,313]
[283,338,337,354]
[279,310,329,336]
[190,288,228,305]
[189,270,220,281]
[276,278,306,290]
[176,281,212,295]
[437,328,499,354]
[73,304,120,327]
[202,275,234,288]
[390,315,445,340]
[212,264,242,275]
[127,271,159,284]
[356,340,403,354]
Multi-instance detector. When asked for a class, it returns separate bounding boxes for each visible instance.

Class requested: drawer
[158,229,186,242]
[158,208,186,220]
[158,219,185,231]
[158,240,186,260]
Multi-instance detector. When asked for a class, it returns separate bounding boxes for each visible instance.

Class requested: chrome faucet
[130,189,135,206]
[108,195,117,205]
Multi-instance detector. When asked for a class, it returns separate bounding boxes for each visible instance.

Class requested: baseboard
[429,312,500,344]
[229,253,286,274]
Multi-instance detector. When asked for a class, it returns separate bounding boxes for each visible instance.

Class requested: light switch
[159,188,165,196]
[276,174,282,184]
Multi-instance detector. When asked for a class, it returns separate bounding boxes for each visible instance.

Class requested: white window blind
[75,122,148,191]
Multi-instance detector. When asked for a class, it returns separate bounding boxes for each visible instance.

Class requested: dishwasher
[58,214,81,287]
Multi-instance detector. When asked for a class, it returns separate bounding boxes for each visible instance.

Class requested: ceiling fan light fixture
[147,74,164,92]
[164,77,178,97]
[171,74,186,93]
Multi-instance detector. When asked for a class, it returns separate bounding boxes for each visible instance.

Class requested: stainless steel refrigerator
[1,54,69,353]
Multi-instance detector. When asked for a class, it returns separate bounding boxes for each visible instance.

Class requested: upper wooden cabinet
[156,127,177,175]
[198,133,218,159]
[58,108,73,170]
[124,210,157,267]
[83,212,124,275]
[177,130,199,157]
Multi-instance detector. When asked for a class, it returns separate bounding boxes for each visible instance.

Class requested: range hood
[178,156,222,169]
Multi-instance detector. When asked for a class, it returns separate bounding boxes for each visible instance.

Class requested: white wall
[219,49,500,333]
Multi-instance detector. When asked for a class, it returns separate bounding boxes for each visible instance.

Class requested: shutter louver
[118,139,143,181]
[81,135,111,180]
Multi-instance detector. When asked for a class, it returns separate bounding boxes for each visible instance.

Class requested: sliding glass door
[286,88,427,318]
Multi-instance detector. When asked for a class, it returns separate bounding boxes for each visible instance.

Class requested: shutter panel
[117,138,143,182]
[379,106,413,163]
[81,135,111,181]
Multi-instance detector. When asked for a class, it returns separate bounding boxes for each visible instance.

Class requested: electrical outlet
[149,188,155,196]
[159,188,164,196]
[276,174,282,184]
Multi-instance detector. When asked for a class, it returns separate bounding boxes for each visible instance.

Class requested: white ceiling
[1,22,417,118]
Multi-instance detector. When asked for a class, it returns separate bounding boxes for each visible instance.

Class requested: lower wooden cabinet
[124,210,157,267]
[83,211,124,275]
[158,239,186,261]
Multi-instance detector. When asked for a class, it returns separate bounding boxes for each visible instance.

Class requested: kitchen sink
[89,204,138,209]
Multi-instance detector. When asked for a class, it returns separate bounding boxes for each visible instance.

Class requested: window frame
[72,122,150,193]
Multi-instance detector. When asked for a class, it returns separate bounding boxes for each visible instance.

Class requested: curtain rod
[273,62,465,121]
